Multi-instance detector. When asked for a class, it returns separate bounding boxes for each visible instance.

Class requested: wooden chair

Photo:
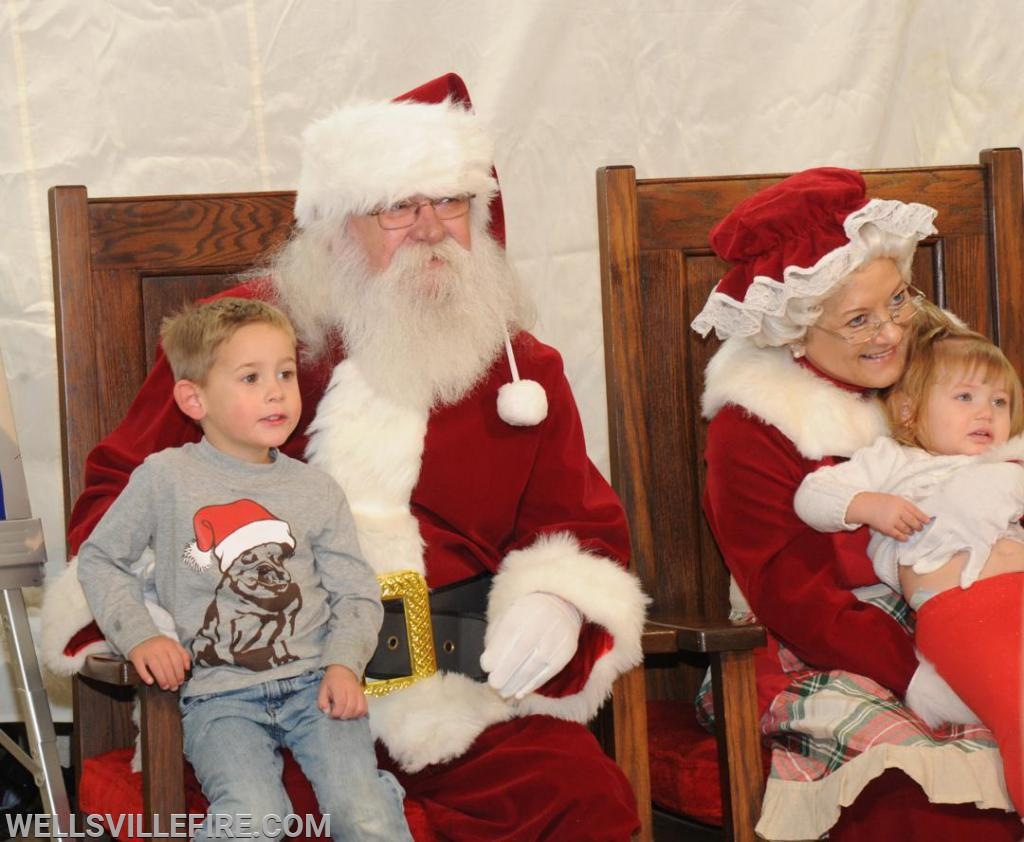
[48,184,660,840]
[596,148,1024,841]
[49,185,296,834]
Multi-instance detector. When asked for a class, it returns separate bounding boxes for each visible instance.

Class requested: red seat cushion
[647,699,770,826]
[78,749,434,842]
[81,703,742,837]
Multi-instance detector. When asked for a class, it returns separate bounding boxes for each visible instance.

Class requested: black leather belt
[365,573,491,682]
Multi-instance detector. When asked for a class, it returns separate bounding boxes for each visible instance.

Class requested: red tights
[915,572,1024,813]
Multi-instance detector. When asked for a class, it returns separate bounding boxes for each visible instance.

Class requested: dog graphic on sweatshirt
[184,500,303,671]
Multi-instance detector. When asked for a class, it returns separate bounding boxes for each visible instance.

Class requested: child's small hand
[318,664,368,720]
[847,491,931,541]
[128,636,191,691]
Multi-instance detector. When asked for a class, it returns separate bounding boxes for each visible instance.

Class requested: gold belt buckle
[364,570,437,697]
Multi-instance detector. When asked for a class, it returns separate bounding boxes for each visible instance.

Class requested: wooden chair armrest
[138,682,186,827]
[642,612,765,655]
[76,654,186,832]
[80,654,143,686]
[708,644,765,842]
[640,613,766,841]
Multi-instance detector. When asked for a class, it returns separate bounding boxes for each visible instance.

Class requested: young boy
[77,298,411,841]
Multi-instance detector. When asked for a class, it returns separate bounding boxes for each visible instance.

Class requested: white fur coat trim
[368,671,514,773]
[365,533,647,772]
[490,532,648,722]
[305,360,428,576]
[702,337,888,459]
[40,556,114,674]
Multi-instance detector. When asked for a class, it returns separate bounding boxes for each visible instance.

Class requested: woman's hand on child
[847,492,932,541]
[318,664,368,719]
[128,636,191,691]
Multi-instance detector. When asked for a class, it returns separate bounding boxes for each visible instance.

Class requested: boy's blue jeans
[181,669,411,841]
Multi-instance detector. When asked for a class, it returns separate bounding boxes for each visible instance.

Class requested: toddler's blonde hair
[886,311,1024,450]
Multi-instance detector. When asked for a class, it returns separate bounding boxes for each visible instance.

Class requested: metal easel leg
[0,587,71,834]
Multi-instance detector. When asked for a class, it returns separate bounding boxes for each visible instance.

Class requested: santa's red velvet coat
[42,280,646,838]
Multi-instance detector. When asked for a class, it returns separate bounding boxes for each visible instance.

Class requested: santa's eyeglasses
[370,195,475,230]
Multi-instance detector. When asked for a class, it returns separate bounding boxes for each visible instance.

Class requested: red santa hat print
[185,499,295,572]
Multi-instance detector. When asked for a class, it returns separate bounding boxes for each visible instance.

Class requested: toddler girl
[795,320,1024,812]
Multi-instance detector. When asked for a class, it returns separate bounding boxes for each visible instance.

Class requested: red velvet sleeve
[703,404,917,695]
[67,351,198,555]
[513,340,633,697]
[514,345,631,566]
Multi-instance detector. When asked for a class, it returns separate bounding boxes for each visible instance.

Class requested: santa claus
[43,74,647,839]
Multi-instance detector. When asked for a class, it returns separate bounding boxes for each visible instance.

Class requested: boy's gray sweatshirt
[77,438,382,698]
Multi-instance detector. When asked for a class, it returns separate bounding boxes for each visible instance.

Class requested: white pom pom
[184,542,213,572]
[497,379,548,426]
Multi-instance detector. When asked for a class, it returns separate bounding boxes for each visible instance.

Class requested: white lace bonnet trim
[690,198,937,341]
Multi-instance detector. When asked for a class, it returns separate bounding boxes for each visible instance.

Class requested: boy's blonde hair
[160,297,296,383]
[886,309,1024,450]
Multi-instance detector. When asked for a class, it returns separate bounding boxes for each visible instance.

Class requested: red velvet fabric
[376,716,638,841]
[646,699,770,825]
[704,403,919,699]
[79,716,637,842]
[710,167,869,303]
[829,768,1022,841]
[78,749,435,842]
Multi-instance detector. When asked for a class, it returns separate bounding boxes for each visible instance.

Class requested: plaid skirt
[697,585,1012,840]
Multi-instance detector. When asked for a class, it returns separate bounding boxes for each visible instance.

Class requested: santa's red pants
[378,715,639,841]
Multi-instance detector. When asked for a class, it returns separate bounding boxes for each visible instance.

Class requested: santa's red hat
[691,166,937,340]
[295,74,545,427]
[185,499,295,573]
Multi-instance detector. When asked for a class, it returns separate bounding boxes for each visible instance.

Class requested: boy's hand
[318,665,368,719]
[847,491,931,541]
[128,636,191,691]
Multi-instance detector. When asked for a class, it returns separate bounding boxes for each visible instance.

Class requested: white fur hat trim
[295,97,498,228]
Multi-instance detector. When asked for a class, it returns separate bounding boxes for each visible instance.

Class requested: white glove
[904,654,980,728]
[480,592,583,700]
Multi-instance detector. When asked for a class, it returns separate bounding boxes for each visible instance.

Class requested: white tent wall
[2,0,1023,720]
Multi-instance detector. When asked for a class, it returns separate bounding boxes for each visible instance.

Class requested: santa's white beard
[273,224,530,409]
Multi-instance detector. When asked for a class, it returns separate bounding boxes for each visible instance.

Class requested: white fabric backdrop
[2,0,1024,719]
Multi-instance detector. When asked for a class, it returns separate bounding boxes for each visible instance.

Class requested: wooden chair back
[48,185,296,517]
[48,185,296,815]
[596,147,1024,786]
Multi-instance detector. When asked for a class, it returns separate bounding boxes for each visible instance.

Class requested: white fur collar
[305,360,428,575]
[701,337,888,459]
